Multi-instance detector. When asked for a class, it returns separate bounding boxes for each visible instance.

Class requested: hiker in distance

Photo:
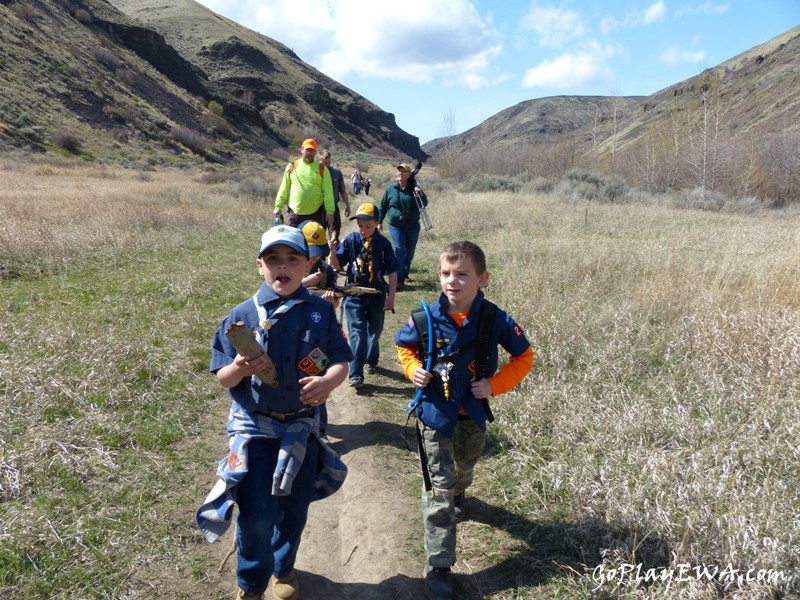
[379,162,428,290]
[274,138,335,229]
[395,240,534,600]
[197,225,352,600]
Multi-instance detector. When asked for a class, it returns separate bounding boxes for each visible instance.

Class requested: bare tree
[435,107,458,177]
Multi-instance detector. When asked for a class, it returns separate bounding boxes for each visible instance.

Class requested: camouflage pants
[420,418,486,567]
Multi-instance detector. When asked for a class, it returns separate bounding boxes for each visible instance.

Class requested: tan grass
[2,162,799,598]
[418,190,800,597]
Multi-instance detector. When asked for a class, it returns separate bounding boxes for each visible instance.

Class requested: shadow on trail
[326,420,412,454]
[454,497,670,598]
[293,570,421,599]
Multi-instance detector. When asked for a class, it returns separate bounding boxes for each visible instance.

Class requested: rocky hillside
[424,25,800,170]
[0,0,426,169]
[422,95,645,156]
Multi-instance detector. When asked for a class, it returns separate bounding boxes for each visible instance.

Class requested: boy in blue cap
[329,202,399,387]
[198,225,353,600]
[395,240,534,600]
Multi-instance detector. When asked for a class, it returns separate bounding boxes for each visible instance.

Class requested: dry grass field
[1,159,799,598]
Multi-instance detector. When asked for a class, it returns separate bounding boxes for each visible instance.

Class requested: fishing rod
[411,161,433,232]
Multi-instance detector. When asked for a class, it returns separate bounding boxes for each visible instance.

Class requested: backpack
[288,158,325,179]
[410,300,498,422]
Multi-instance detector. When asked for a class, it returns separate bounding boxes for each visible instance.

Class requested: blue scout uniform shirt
[334,230,399,289]
[210,283,352,415]
[395,290,531,438]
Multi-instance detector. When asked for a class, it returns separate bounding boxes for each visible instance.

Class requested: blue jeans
[389,222,421,284]
[344,293,385,379]
[235,436,320,594]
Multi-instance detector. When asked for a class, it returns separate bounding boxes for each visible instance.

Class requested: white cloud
[642,1,667,24]
[599,15,619,36]
[599,1,668,34]
[659,46,707,65]
[518,3,589,48]
[521,44,616,89]
[195,0,503,89]
[676,1,730,17]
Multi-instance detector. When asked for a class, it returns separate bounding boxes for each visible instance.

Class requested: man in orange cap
[274,138,335,228]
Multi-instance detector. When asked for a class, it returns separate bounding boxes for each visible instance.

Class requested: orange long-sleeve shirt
[396,310,534,397]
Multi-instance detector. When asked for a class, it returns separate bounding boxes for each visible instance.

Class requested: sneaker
[270,571,299,600]
[424,566,453,600]
[365,364,378,375]
[319,428,329,440]
[454,491,466,522]
[349,377,363,388]
[235,589,264,600]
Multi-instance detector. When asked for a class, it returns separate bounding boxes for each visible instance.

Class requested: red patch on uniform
[513,324,524,337]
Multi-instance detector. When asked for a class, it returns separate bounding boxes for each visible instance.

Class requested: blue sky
[193,0,799,144]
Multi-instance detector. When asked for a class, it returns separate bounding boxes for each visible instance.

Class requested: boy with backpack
[394,240,534,600]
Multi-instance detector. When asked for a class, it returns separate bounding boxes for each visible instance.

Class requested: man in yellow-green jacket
[274,138,335,228]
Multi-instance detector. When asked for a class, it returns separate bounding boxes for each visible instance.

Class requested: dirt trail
[201,375,424,600]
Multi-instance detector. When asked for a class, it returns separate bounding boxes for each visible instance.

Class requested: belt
[265,407,313,422]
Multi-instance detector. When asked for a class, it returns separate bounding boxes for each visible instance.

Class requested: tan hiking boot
[270,571,299,600]
[235,589,264,600]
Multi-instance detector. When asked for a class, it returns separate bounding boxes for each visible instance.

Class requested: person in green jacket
[274,138,335,229]
[379,163,428,290]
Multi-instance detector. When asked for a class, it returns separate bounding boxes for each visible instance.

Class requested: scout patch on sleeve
[298,347,330,376]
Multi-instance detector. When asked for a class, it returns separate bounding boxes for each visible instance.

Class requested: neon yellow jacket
[274,160,335,215]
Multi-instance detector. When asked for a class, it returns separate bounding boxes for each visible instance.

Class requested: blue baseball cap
[258,225,309,258]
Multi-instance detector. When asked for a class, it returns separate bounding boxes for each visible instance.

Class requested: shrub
[74,8,92,25]
[565,168,601,186]
[109,127,128,143]
[207,100,224,116]
[461,173,522,193]
[13,3,36,22]
[170,126,208,155]
[200,112,235,139]
[91,47,120,72]
[52,129,82,153]
[599,174,626,202]
[523,176,558,194]
[198,171,231,185]
[269,147,289,163]
[231,177,276,201]
[677,187,728,211]
[239,90,255,106]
